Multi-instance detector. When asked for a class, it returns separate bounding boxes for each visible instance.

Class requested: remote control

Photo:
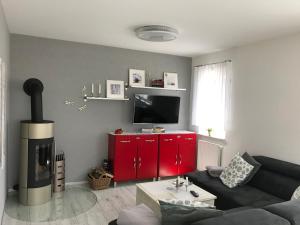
[190,190,199,197]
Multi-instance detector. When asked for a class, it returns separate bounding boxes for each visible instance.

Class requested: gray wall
[192,32,300,167]
[9,34,192,188]
[0,2,10,220]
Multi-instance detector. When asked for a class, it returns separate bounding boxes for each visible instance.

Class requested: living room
[1,1,300,225]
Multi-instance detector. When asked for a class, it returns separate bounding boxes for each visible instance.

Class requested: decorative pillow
[117,204,160,225]
[220,153,254,188]
[206,166,224,178]
[291,186,300,200]
[239,152,261,185]
[159,201,223,225]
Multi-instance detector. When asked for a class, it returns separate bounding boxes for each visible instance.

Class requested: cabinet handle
[120,140,131,143]
[164,138,173,142]
[175,154,178,165]
[179,154,182,165]
[185,138,193,141]
[133,157,136,168]
[145,139,155,142]
[139,157,141,168]
[136,137,141,140]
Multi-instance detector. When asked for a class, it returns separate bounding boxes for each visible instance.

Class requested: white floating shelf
[84,96,130,102]
[128,86,186,91]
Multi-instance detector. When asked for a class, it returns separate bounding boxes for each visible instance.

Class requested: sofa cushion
[220,154,254,188]
[291,186,300,200]
[159,201,223,225]
[254,156,300,180]
[240,152,261,185]
[186,171,283,210]
[264,200,300,225]
[191,209,290,225]
[248,169,300,200]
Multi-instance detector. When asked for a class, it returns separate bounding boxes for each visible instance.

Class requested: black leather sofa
[185,156,300,225]
[186,156,300,210]
[109,156,300,225]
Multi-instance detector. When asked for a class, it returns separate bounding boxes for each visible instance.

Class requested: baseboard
[65,181,88,186]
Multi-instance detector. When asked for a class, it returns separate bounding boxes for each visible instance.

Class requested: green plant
[207,128,212,136]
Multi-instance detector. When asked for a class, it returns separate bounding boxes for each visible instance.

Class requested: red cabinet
[178,134,197,175]
[108,132,197,183]
[113,135,137,181]
[158,133,197,177]
[109,134,158,182]
[159,134,179,177]
[136,135,158,179]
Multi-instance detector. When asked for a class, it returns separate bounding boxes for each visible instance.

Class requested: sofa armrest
[192,209,290,225]
[264,200,300,225]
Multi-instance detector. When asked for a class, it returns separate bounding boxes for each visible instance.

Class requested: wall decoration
[106,80,125,99]
[164,72,178,89]
[129,69,146,87]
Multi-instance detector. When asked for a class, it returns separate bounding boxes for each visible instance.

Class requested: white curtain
[191,61,232,139]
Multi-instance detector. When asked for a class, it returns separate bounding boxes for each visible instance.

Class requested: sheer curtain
[191,61,232,139]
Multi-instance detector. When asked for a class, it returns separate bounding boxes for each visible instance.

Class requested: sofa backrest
[249,156,300,200]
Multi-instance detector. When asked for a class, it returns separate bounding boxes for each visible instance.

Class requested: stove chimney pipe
[23,78,44,122]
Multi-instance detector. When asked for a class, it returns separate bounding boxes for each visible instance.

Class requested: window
[191,61,232,139]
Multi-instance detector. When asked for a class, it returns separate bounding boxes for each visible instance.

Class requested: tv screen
[133,94,180,124]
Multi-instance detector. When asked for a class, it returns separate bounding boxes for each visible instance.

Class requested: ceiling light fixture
[135,25,178,42]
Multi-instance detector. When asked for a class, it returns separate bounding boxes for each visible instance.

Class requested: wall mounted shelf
[127,86,186,91]
[83,96,130,102]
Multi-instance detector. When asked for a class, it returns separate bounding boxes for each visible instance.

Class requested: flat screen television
[133,94,180,124]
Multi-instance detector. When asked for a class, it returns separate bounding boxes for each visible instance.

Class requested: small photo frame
[129,69,146,87]
[164,72,178,89]
[106,80,124,99]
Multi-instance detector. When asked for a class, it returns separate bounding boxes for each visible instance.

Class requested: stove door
[28,138,54,188]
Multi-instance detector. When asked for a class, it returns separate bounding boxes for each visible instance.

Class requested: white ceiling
[2,0,300,57]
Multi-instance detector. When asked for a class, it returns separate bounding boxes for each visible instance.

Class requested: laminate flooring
[2,184,136,225]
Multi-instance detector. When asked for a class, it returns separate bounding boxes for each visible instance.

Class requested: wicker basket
[88,168,114,190]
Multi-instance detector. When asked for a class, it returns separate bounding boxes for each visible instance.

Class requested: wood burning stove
[19,78,55,205]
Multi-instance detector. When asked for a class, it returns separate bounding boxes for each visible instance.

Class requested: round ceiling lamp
[135,25,178,42]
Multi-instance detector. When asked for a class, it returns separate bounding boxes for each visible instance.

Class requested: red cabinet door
[178,134,197,175]
[114,136,137,181]
[137,135,158,179]
[159,134,179,177]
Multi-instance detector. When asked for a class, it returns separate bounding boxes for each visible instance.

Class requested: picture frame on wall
[106,80,125,99]
[164,72,178,89]
[129,69,146,87]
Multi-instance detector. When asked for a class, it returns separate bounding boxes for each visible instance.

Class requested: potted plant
[207,128,212,137]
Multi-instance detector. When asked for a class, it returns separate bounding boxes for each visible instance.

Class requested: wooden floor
[2,184,136,225]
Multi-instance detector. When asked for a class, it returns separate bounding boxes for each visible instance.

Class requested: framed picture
[106,80,124,99]
[129,69,146,87]
[164,72,178,89]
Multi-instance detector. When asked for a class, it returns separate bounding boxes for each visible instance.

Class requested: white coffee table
[136,179,217,217]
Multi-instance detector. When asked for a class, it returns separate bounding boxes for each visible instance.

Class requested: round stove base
[5,186,97,222]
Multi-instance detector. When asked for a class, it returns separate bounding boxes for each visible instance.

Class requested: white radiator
[197,140,224,171]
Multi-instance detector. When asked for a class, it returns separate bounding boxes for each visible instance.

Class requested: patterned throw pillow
[220,154,254,188]
[291,186,300,200]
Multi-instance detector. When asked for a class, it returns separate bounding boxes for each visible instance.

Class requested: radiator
[197,140,224,170]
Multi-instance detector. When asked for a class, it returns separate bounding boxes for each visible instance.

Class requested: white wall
[192,33,300,166]
[0,2,9,222]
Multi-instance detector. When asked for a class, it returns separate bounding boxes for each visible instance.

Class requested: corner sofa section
[186,156,300,210]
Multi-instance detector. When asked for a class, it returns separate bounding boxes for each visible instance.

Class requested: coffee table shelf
[136,179,217,217]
